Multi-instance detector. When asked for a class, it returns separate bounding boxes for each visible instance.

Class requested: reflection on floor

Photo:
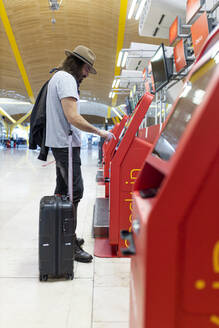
[0,146,130,328]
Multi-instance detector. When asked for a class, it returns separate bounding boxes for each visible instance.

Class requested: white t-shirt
[45,71,81,148]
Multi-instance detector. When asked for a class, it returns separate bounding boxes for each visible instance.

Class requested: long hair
[59,55,84,82]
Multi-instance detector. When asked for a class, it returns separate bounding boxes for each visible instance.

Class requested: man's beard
[78,75,86,84]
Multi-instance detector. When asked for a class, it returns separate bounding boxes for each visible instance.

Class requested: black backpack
[29,80,49,161]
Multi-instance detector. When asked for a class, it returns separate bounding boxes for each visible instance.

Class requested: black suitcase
[39,132,75,281]
[39,196,75,281]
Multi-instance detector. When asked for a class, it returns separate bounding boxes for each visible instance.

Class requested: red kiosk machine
[124,36,219,327]
[93,94,154,248]
[108,93,154,256]
[96,116,128,186]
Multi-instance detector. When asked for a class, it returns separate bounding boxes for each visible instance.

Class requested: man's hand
[61,98,116,142]
[98,130,116,142]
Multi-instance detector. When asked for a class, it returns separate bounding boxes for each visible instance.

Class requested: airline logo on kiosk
[124,193,133,248]
[124,169,141,248]
[194,240,219,325]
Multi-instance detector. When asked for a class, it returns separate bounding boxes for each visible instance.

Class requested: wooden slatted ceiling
[0,0,168,113]
[0,15,25,96]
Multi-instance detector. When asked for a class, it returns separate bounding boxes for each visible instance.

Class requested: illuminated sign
[174,39,187,72]
[191,12,209,57]
[186,0,205,24]
[169,16,181,46]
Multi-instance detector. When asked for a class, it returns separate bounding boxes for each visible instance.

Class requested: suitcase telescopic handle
[68,131,73,202]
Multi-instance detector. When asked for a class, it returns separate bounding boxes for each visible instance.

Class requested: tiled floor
[0,146,130,328]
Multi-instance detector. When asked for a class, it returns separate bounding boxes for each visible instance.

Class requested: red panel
[145,124,162,144]
[169,16,179,45]
[109,94,154,250]
[117,139,152,256]
[138,128,146,140]
[143,68,146,80]
[191,12,209,57]
[186,0,203,24]
[174,39,187,72]
[182,154,219,313]
[195,26,219,62]
[129,38,219,328]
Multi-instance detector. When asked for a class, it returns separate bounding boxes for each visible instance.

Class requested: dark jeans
[51,147,84,204]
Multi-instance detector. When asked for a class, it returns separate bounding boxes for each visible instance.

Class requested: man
[45,45,114,263]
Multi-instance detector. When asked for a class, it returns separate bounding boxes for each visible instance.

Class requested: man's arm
[61,97,113,139]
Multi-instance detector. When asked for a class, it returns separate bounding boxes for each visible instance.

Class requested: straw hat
[65,45,97,74]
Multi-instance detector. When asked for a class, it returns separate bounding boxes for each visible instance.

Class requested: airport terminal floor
[0,145,130,328]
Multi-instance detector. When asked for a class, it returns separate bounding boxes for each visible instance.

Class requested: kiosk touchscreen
[103,115,128,197]
[127,39,219,328]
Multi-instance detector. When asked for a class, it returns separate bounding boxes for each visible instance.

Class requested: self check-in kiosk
[93,93,155,256]
[96,117,128,184]
[125,35,219,328]
[109,93,154,256]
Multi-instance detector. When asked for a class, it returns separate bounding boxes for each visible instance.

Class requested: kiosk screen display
[153,57,217,161]
[151,44,170,92]
[115,109,136,151]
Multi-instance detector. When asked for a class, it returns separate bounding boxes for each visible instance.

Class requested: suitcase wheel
[40,274,48,282]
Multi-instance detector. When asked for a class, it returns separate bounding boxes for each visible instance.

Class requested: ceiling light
[128,0,137,19]
[111,107,122,120]
[121,52,128,68]
[117,51,123,67]
[115,79,120,88]
[49,0,63,10]
[112,80,117,88]
[135,0,147,20]
[0,99,31,105]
